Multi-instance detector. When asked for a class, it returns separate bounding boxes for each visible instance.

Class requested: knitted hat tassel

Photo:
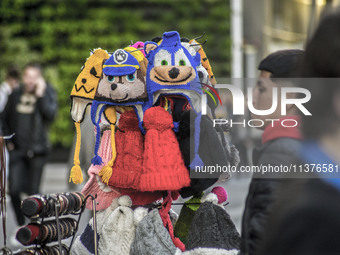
[99,107,117,184]
[69,121,83,184]
[91,104,105,165]
[189,113,204,169]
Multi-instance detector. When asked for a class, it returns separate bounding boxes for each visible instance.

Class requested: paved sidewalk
[1,162,251,252]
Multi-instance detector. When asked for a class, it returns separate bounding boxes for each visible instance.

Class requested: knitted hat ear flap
[139,106,190,191]
[90,102,106,166]
[98,106,117,184]
[108,110,144,189]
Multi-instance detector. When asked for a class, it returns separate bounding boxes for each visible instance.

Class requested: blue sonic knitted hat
[143,31,204,170]
[90,48,148,184]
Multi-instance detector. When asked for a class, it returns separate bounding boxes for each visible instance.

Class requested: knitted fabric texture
[81,130,120,211]
[174,195,202,244]
[130,209,180,255]
[178,111,231,198]
[139,106,190,191]
[185,202,241,252]
[211,186,228,204]
[189,39,216,86]
[143,31,204,170]
[130,41,146,56]
[71,223,98,255]
[91,48,148,167]
[108,110,144,189]
[71,201,119,255]
[103,49,139,75]
[143,31,201,111]
[69,48,109,184]
[124,46,148,76]
[98,106,117,183]
[159,192,185,251]
[119,189,163,206]
[70,48,109,121]
[99,196,136,255]
[182,247,239,255]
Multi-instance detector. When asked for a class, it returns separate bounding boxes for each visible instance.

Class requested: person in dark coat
[257,10,340,255]
[240,50,304,255]
[2,63,58,226]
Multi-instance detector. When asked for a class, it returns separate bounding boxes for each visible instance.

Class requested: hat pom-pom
[201,192,219,205]
[118,195,132,207]
[91,155,103,166]
[133,207,148,226]
[211,186,228,204]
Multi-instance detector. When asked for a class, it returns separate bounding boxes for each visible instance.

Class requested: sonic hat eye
[161,60,168,66]
[179,59,186,66]
[107,76,115,82]
[126,74,136,82]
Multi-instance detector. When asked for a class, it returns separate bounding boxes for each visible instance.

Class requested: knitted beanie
[130,41,146,56]
[185,202,240,253]
[125,46,148,77]
[139,106,190,191]
[108,110,144,189]
[71,200,119,255]
[99,196,136,255]
[81,130,120,211]
[90,48,147,176]
[174,195,202,244]
[69,48,109,184]
[71,223,99,255]
[189,39,216,86]
[130,209,182,255]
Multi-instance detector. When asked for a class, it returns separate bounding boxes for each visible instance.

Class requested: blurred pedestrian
[240,50,304,255]
[2,63,57,226]
[257,10,340,255]
[0,66,20,113]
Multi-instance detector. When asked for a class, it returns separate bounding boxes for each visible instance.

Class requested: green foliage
[0,0,231,147]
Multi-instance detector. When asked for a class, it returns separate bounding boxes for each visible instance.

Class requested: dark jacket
[240,137,301,255]
[257,178,340,255]
[257,141,340,255]
[2,83,57,155]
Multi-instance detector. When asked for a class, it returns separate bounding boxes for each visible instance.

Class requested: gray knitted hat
[185,201,240,254]
[130,209,182,255]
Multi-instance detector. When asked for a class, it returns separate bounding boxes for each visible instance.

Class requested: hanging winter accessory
[143,31,204,170]
[90,48,148,183]
[69,48,109,184]
[108,110,144,189]
[185,201,240,255]
[139,106,190,191]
